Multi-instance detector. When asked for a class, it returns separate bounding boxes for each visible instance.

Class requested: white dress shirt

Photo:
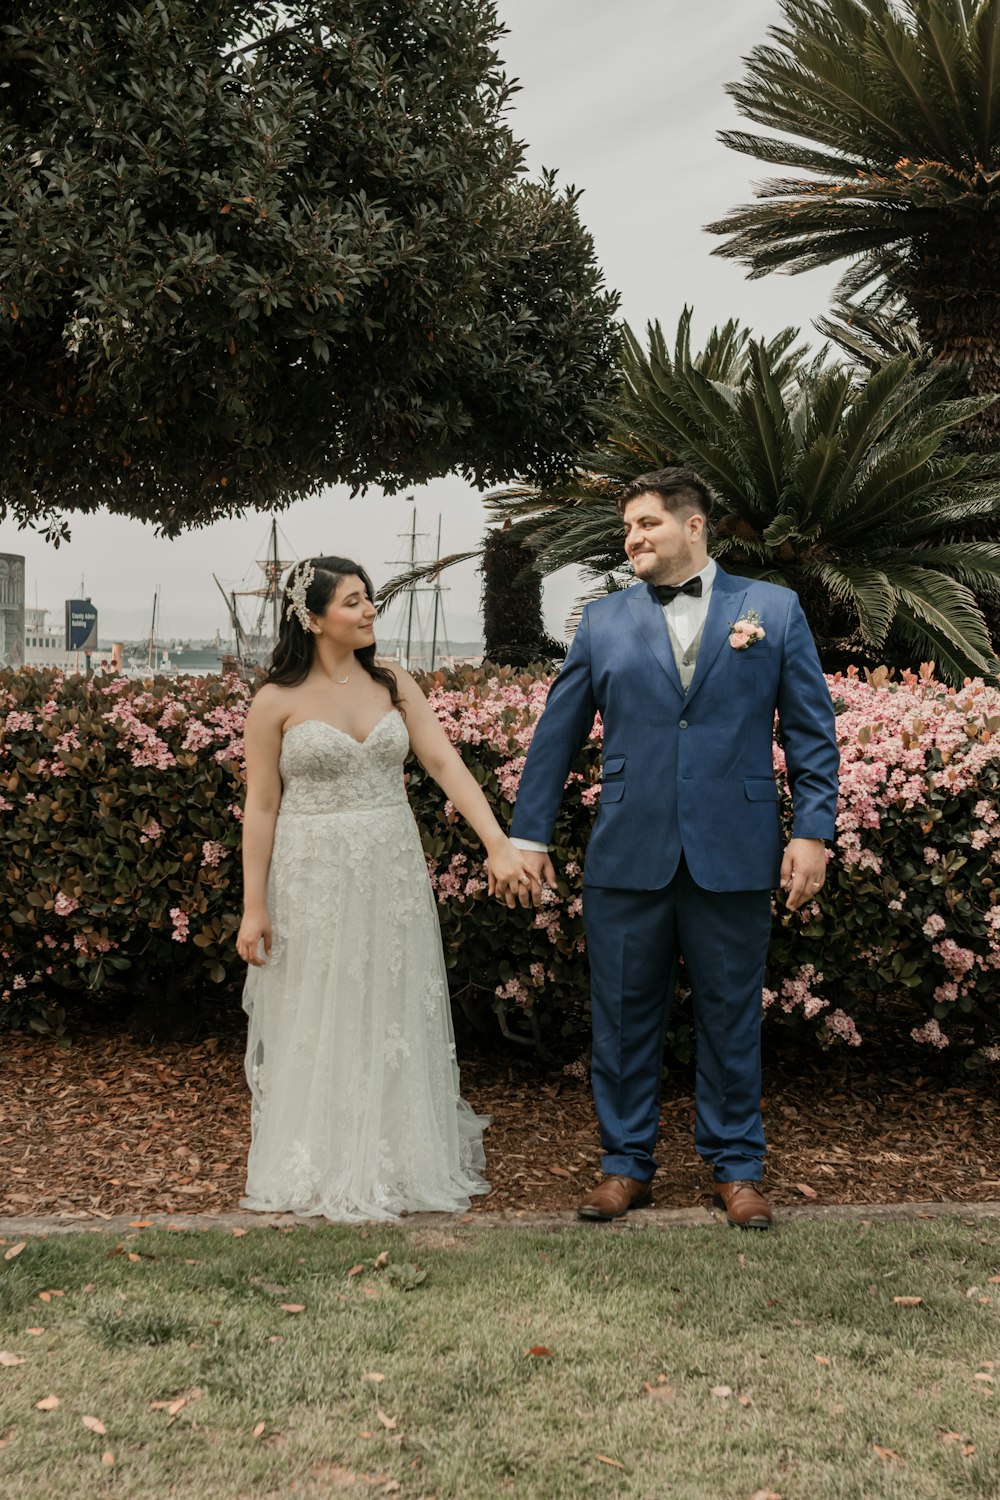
[662,557,716,649]
[512,559,718,853]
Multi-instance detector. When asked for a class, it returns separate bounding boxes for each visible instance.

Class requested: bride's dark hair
[263,556,402,708]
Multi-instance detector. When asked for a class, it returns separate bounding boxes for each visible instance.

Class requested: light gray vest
[665,616,705,694]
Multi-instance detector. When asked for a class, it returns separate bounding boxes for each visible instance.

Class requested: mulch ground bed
[1,1027,999,1220]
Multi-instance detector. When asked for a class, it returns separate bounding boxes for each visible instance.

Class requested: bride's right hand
[237,908,272,966]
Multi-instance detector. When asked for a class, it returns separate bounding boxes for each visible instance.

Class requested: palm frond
[375,550,483,614]
[889,565,998,675]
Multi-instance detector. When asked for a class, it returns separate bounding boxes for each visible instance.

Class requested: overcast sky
[2,0,840,643]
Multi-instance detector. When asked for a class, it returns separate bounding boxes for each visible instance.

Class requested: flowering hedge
[0,662,998,1065]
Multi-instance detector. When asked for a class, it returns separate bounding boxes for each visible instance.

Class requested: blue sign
[65,599,99,652]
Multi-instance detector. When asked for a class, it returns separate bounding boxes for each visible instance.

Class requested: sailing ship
[214,519,292,680]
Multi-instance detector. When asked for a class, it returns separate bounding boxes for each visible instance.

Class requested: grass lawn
[0,1217,997,1499]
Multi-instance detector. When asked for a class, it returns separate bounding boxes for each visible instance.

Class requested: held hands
[780,838,827,912]
[236,908,272,966]
[487,843,554,909]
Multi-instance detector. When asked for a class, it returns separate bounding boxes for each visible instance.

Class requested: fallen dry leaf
[988,1275,1000,1285]
[25,1329,43,1338]
[3,1243,26,1261]
[126,1253,142,1263]
[795,1182,818,1199]
[362,1372,385,1384]
[252,1421,266,1439]
[595,1455,626,1470]
[749,1490,782,1500]
[972,1372,994,1383]
[81,1416,106,1435]
[166,1397,187,1417]
[279,1304,305,1314]
[814,1355,831,1366]
[34,1395,60,1412]
[938,1431,963,1444]
[962,1443,976,1457]
[738,1394,753,1407]
[231,1227,248,1238]
[525,1346,553,1358]
[0,1430,12,1450]
[872,1443,904,1467]
[711,1385,732,1399]
[347,1264,365,1279]
[642,1380,675,1402]
[376,1408,397,1431]
[101,1451,115,1466]
[373,1251,389,1269]
[893,1296,923,1307]
[128,1220,153,1229]
[0,1353,25,1367]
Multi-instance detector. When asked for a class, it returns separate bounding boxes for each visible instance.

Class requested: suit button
[678,720,688,729]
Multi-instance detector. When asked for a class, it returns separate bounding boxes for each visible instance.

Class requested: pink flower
[200,840,226,868]
[729,632,750,650]
[169,907,190,943]
[54,892,79,916]
[911,1018,949,1049]
[824,1009,862,1047]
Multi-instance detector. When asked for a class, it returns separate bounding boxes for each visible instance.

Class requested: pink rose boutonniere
[729,608,766,650]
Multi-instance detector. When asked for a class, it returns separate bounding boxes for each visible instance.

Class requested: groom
[505,467,839,1228]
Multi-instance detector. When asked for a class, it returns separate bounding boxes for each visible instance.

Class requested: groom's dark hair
[617,467,714,520]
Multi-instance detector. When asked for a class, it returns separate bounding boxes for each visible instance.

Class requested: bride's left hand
[486,842,541,909]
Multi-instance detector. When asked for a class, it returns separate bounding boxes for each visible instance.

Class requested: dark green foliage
[707,0,1000,421]
[0,2,619,537]
[480,526,563,669]
[485,312,1000,683]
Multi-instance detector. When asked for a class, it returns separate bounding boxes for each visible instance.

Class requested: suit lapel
[625,582,684,699]
[684,571,747,706]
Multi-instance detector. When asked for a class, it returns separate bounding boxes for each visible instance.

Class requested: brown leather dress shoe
[713,1180,772,1230]
[577,1174,653,1221]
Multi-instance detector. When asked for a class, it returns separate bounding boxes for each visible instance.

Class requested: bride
[235,555,535,1221]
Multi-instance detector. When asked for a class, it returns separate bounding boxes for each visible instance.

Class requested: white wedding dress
[241,710,490,1221]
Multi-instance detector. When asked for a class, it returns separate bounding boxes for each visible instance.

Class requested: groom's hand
[780,838,827,912]
[520,850,557,905]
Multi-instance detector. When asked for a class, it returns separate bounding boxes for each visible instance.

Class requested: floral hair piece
[285,560,316,633]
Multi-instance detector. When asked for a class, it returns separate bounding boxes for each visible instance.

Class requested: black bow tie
[652,577,702,605]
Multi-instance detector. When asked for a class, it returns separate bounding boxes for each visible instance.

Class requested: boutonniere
[728,609,766,650]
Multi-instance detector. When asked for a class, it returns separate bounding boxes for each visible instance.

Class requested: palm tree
[707,0,1000,428]
[381,311,1000,683]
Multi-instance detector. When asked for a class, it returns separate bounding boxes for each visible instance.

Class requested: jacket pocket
[599,781,625,803]
[602,755,626,777]
[744,778,779,802]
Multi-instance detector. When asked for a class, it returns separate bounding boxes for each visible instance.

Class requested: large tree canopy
[0,2,619,536]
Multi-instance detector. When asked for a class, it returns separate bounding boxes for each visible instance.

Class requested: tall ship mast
[215,519,294,678]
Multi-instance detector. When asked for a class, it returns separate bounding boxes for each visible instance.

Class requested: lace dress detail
[241,711,490,1221]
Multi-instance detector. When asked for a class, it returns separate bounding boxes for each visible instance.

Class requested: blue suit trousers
[584,858,772,1183]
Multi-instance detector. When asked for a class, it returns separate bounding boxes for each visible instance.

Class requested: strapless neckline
[282,709,401,749]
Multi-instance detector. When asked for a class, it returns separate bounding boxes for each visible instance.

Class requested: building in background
[0,554,25,667]
[23,607,81,671]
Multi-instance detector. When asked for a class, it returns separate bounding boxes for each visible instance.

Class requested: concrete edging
[1,1199,998,1237]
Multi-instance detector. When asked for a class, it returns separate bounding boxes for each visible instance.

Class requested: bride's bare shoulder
[246,681,296,726]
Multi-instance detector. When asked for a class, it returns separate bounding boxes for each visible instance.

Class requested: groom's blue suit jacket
[510,569,840,892]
